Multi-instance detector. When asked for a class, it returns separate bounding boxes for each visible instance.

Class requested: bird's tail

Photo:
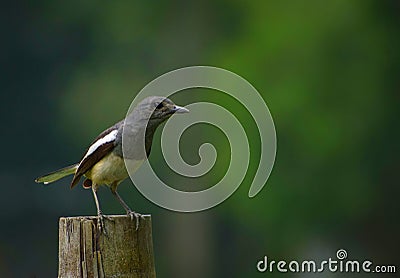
[35,164,79,185]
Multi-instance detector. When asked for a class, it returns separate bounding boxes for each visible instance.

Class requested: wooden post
[58,215,156,278]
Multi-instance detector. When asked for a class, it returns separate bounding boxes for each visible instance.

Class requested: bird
[35,96,189,231]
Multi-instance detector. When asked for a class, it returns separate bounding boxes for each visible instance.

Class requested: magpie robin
[35,96,189,230]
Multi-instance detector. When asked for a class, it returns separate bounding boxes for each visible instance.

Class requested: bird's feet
[127,210,145,230]
[96,211,113,235]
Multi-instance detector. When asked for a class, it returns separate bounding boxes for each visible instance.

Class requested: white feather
[82,129,118,161]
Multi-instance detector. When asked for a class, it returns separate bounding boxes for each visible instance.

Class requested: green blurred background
[1,1,399,277]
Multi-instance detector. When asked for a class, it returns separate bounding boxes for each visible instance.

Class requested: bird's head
[121,96,189,159]
[129,96,189,127]
[150,96,189,119]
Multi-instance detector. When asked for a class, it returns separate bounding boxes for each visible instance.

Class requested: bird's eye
[156,102,164,109]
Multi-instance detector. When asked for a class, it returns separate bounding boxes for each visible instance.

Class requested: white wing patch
[82,129,118,161]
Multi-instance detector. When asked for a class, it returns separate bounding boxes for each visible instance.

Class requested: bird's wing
[70,121,123,188]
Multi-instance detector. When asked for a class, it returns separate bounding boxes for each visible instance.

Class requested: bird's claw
[96,212,108,235]
[127,211,144,230]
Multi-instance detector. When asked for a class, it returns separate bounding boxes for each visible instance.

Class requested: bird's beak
[173,105,189,114]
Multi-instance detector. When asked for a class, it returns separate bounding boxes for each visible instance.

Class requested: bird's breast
[85,152,144,186]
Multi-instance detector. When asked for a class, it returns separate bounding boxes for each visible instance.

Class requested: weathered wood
[58,215,156,278]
